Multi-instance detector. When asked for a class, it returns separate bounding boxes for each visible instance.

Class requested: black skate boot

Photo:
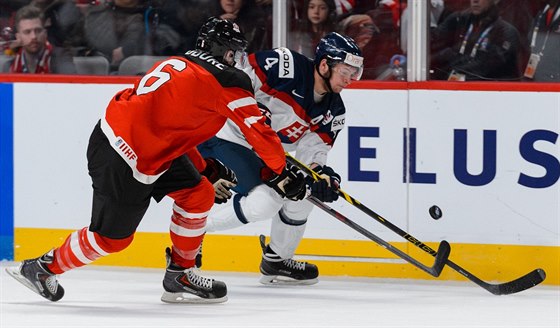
[258,235,319,285]
[5,249,64,301]
[161,247,227,303]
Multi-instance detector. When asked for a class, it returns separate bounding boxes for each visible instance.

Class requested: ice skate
[258,235,318,285]
[5,250,64,302]
[161,247,227,303]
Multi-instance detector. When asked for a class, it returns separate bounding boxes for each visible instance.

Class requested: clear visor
[234,50,248,67]
[224,49,247,67]
[333,63,363,81]
[342,52,364,80]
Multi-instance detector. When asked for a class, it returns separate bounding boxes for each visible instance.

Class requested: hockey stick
[287,154,546,295]
[306,194,450,277]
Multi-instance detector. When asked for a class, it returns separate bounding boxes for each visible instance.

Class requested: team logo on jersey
[275,48,294,79]
[291,89,304,99]
[278,121,307,143]
[322,111,333,125]
[115,138,137,161]
[331,114,345,131]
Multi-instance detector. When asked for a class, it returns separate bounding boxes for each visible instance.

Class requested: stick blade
[488,268,547,295]
[430,240,451,277]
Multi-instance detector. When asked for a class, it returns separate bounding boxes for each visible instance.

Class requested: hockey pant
[206,184,314,259]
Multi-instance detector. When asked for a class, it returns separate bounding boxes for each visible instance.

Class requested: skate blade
[5,266,42,296]
[259,275,318,286]
[161,291,228,304]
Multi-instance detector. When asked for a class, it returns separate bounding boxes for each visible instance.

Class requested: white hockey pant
[205,184,313,259]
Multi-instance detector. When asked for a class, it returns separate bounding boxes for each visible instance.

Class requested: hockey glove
[309,165,340,202]
[201,157,238,204]
[261,164,306,201]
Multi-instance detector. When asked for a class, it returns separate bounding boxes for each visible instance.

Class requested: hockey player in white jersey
[198,32,363,285]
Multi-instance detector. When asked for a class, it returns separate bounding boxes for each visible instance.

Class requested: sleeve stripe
[227,97,257,112]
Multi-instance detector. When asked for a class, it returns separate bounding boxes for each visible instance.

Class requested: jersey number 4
[136,59,186,95]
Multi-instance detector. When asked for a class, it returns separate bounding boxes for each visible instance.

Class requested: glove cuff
[260,166,278,182]
[201,158,218,182]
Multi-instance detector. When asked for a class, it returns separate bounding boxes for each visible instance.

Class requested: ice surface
[1,262,558,328]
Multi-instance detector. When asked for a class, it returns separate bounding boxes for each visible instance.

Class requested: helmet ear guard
[196,17,248,66]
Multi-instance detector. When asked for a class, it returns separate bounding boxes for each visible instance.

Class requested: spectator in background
[74,0,103,14]
[216,0,270,53]
[524,0,560,82]
[10,5,76,74]
[31,0,85,50]
[339,0,403,79]
[0,1,28,55]
[84,0,146,72]
[430,0,522,81]
[148,0,216,55]
[289,0,338,58]
[333,0,355,15]
[336,13,378,78]
[401,0,451,53]
[496,0,533,73]
[523,0,560,82]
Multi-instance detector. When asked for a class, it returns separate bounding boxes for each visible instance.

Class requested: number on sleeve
[264,57,278,71]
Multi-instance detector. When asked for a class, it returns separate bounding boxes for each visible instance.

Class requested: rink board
[0,78,558,284]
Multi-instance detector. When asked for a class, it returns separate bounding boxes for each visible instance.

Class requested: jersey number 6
[136,59,187,95]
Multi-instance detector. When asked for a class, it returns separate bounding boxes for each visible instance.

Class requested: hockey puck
[429,205,442,220]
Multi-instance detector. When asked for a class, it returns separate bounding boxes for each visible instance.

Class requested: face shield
[233,49,247,67]
[339,52,364,81]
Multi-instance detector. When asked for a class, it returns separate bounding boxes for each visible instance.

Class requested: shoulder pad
[185,50,253,93]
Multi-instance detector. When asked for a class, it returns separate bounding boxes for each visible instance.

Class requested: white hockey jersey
[216,47,346,166]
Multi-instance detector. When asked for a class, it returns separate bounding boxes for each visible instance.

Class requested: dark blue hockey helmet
[314,32,364,80]
[196,17,248,66]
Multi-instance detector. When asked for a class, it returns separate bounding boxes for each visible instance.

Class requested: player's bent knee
[192,177,215,210]
[171,178,215,213]
[96,233,135,253]
[241,186,284,222]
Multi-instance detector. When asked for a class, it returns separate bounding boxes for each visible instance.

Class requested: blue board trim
[0,83,14,260]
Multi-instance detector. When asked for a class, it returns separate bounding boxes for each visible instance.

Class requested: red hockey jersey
[100,51,286,184]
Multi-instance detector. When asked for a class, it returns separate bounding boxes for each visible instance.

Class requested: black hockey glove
[309,165,340,202]
[261,164,306,201]
[201,157,238,204]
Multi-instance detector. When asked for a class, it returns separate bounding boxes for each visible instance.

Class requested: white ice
[1,262,558,328]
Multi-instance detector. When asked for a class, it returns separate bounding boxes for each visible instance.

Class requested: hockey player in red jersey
[5,17,306,304]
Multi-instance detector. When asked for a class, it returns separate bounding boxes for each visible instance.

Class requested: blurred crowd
[0,0,558,81]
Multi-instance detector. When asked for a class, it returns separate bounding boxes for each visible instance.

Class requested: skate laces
[282,258,305,271]
[185,268,213,289]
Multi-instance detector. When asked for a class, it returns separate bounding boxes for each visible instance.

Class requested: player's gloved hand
[260,164,306,201]
[309,165,340,202]
[201,157,238,204]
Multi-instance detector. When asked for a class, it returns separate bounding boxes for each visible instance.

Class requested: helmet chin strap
[315,64,333,94]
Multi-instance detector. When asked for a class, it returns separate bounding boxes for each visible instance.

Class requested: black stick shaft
[307,196,445,277]
[287,154,545,295]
